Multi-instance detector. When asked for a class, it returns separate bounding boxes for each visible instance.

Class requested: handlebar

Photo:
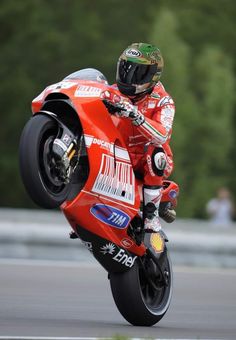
[102,99,137,119]
[102,99,124,114]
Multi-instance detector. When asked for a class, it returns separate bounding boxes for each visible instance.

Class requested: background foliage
[0,0,235,217]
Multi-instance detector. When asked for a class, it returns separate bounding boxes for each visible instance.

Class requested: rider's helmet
[116,43,164,99]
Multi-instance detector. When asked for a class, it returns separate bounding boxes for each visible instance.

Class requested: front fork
[142,231,170,287]
[36,110,80,183]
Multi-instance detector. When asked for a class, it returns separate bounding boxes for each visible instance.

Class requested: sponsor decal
[169,189,178,199]
[62,134,72,146]
[148,100,156,109]
[100,243,115,255]
[150,92,161,99]
[128,134,145,147]
[84,135,94,148]
[125,48,142,58]
[84,135,113,152]
[82,241,93,252]
[75,85,102,97]
[121,238,134,249]
[100,243,137,268]
[158,96,174,107]
[92,154,135,204]
[146,154,155,177]
[53,139,68,152]
[113,249,137,267]
[160,106,175,131]
[150,233,164,253]
[161,105,175,117]
[84,135,130,161]
[92,138,114,153]
[90,204,130,229]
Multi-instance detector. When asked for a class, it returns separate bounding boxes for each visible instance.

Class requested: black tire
[110,251,172,326]
[19,114,72,208]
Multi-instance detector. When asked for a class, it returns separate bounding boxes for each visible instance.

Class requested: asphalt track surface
[0,260,236,340]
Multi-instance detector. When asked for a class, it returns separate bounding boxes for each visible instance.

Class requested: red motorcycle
[19,68,179,326]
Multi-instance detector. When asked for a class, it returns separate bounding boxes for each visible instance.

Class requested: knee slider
[152,147,167,176]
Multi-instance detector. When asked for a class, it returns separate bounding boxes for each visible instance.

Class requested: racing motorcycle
[19,68,179,326]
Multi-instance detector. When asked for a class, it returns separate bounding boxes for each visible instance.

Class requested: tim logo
[90,204,130,229]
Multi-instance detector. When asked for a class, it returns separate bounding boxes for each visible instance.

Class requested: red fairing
[30,76,177,257]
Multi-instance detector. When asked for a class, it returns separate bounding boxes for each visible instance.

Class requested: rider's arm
[101,90,175,146]
[135,100,175,146]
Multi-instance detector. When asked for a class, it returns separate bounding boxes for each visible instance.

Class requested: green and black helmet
[116,42,164,98]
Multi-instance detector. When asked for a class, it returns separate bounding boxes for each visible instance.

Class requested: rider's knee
[147,147,167,177]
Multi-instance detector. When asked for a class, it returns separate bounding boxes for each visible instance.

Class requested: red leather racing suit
[114,81,175,186]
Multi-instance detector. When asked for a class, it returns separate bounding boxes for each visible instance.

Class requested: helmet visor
[117,60,158,85]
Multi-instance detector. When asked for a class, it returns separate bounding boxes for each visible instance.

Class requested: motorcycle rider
[103,42,176,232]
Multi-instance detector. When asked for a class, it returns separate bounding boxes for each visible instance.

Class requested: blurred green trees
[0,0,235,217]
[150,7,235,217]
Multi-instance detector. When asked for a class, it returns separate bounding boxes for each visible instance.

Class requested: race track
[0,260,236,339]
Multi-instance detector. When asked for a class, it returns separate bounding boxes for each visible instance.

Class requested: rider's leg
[143,146,167,232]
[159,154,176,223]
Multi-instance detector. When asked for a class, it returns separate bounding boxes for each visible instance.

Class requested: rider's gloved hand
[101,91,145,126]
[128,108,145,126]
[101,91,124,114]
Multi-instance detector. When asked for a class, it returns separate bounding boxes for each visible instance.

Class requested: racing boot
[143,185,162,233]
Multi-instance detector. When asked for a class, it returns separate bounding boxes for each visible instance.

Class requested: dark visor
[117,60,158,85]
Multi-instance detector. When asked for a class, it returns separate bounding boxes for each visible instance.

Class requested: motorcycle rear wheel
[110,251,172,326]
[19,114,72,208]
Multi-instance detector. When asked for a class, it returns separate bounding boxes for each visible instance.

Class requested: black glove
[103,99,122,114]
[101,91,145,126]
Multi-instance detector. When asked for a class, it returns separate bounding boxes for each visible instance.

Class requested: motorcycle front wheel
[110,250,173,326]
[19,114,73,208]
